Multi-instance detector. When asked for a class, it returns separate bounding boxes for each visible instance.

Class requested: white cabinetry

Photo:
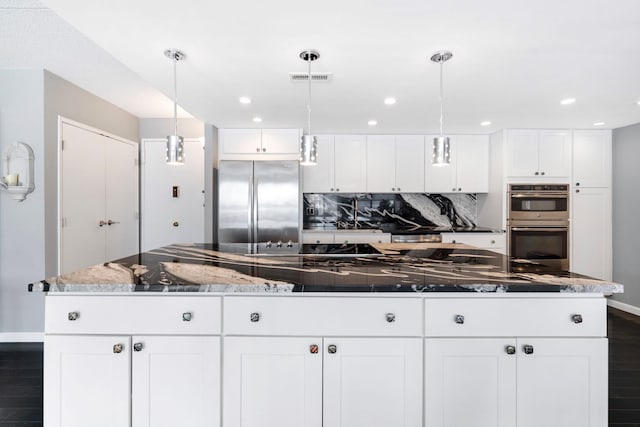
[302,135,367,193]
[424,297,607,427]
[366,135,425,193]
[425,135,489,193]
[223,297,423,427]
[440,232,506,254]
[44,296,221,427]
[505,129,571,179]
[573,130,612,188]
[302,231,391,244]
[219,128,300,159]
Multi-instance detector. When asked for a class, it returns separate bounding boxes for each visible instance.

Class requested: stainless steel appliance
[508,184,569,270]
[218,160,299,244]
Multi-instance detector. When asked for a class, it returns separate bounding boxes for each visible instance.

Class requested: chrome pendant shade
[431,50,453,166]
[299,49,320,166]
[164,49,186,165]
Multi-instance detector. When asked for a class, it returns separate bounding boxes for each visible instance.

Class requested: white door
[573,130,612,188]
[516,338,608,427]
[223,336,323,427]
[106,139,139,260]
[505,130,540,178]
[141,139,205,251]
[334,135,366,193]
[425,135,456,193]
[60,123,107,273]
[571,187,612,280]
[261,128,300,154]
[323,338,422,427]
[302,135,335,193]
[425,338,517,427]
[44,335,131,427]
[221,129,262,155]
[395,135,425,193]
[538,130,571,178]
[366,135,396,192]
[456,135,489,193]
[132,335,220,427]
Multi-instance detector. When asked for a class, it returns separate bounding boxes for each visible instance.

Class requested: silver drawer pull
[113,344,124,354]
[182,312,192,322]
[386,313,396,323]
[522,344,534,355]
[327,344,337,354]
[454,314,465,324]
[133,342,143,352]
[250,312,261,322]
[505,345,516,355]
[68,312,79,321]
[571,314,583,324]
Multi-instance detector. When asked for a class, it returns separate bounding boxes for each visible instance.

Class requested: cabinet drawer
[440,232,505,253]
[224,296,422,336]
[45,295,222,335]
[302,232,335,244]
[424,297,605,337]
[334,232,391,244]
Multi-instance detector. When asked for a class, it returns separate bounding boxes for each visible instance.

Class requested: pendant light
[164,49,186,165]
[431,50,453,166]
[299,49,319,166]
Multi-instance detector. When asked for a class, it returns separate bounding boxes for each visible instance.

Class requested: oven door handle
[510,193,568,198]
[510,227,568,232]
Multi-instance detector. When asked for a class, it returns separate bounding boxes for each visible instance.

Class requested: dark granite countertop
[304,225,503,234]
[28,243,622,294]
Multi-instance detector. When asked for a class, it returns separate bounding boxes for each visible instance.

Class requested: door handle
[99,220,107,227]
[107,220,120,226]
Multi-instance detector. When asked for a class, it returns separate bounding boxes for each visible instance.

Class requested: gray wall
[612,122,640,310]
[0,70,140,339]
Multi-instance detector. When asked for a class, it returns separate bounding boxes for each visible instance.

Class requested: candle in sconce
[4,173,19,186]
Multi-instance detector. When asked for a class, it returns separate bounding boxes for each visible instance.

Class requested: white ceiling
[4,0,640,133]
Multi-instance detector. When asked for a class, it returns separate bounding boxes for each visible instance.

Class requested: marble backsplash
[303,193,477,229]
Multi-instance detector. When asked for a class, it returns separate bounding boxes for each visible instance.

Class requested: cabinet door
[44,335,131,427]
[132,336,220,427]
[261,129,300,154]
[456,135,489,192]
[572,130,612,188]
[366,135,396,192]
[301,231,335,244]
[395,135,425,192]
[302,135,335,193]
[538,130,571,178]
[516,338,607,427]
[425,135,456,193]
[324,338,422,427]
[571,187,612,280]
[221,129,262,154]
[425,338,516,427]
[223,337,322,427]
[505,130,540,178]
[334,135,366,193]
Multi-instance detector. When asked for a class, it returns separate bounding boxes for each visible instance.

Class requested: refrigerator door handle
[253,177,259,243]
[248,177,253,243]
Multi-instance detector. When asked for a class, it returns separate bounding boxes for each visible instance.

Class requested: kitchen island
[35,243,622,427]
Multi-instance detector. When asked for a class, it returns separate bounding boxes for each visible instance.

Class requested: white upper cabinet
[572,130,612,188]
[302,135,335,193]
[425,134,489,193]
[333,135,367,193]
[219,128,300,159]
[366,135,425,193]
[505,129,571,179]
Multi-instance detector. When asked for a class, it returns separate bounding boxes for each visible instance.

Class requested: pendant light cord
[307,50,312,136]
[439,60,444,137]
[173,54,178,137]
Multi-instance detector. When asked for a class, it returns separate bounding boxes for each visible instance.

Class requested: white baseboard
[0,332,44,342]
[608,299,640,317]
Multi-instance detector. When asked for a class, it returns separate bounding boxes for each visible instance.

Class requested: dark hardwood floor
[0,307,638,426]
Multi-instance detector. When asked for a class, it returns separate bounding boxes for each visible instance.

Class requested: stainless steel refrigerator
[218,160,299,243]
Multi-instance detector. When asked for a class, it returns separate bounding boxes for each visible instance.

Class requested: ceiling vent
[289,72,333,82]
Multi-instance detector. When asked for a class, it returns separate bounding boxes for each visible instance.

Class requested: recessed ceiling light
[480,121,492,127]
[593,122,605,126]
[560,98,576,105]
[368,120,378,126]
[384,97,397,105]
[252,117,263,123]
[239,97,252,104]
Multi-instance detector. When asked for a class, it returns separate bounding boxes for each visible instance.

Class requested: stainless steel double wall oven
[507,184,570,270]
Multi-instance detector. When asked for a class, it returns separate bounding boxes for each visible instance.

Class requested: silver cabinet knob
[250,312,261,322]
[576,189,580,193]
[99,220,107,227]
[327,344,337,354]
[173,221,179,227]
[310,344,319,354]
[392,188,396,191]
[505,345,516,355]
[262,147,266,152]
[113,344,124,354]
[68,312,79,321]
[491,240,496,244]
[523,344,534,355]
[256,147,260,152]
[336,188,340,192]
[458,188,462,192]
[397,187,401,191]
[182,312,192,322]
[541,172,545,176]
[133,342,143,352]
[330,188,334,191]
[571,314,583,324]
[576,182,580,186]
[534,171,539,175]
[454,314,465,324]
[452,187,456,191]
[386,313,396,323]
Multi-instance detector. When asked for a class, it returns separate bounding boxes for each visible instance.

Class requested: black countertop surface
[29,243,622,294]
[304,225,502,234]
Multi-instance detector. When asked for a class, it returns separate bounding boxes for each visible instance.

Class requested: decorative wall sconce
[1,142,35,201]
